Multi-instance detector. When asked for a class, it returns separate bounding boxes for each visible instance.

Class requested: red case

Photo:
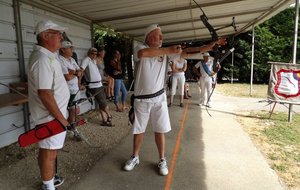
[18,119,65,147]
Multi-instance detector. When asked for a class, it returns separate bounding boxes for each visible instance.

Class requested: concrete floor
[69,83,289,190]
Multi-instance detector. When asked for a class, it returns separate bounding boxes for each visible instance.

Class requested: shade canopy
[21,0,294,43]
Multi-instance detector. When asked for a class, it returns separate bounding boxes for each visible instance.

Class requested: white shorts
[38,131,66,149]
[132,100,171,134]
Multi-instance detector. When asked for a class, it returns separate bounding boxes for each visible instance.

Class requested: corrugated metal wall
[0,0,93,148]
[20,1,94,115]
[0,0,25,148]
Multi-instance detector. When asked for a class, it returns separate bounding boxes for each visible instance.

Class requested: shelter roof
[21,0,294,43]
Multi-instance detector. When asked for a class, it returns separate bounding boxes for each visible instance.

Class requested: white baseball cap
[61,41,73,48]
[144,24,161,41]
[203,52,210,57]
[35,20,67,35]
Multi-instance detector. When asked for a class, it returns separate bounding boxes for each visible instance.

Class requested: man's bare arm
[181,38,227,58]
[138,45,182,59]
[64,69,76,81]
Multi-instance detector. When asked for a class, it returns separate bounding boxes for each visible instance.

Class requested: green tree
[93,25,134,88]
[227,7,297,83]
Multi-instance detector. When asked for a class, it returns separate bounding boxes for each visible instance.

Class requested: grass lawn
[240,111,300,189]
[216,83,268,98]
[217,83,300,189]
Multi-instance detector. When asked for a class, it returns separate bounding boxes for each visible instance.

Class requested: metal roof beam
[20,0,91,24]
[116,7,269,32]
[132,21,248,38]
[94,0,246,23]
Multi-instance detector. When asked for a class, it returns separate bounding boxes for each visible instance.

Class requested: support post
[231,37,234,84]
[289,0,300,122]
[250,25,255,96]
[13,0,30,131]
[90,21,94,47]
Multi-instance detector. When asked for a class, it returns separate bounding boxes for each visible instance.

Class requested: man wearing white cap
[80,48,113,126]
[124,24,226,176]
[28,20,69,190]
[59,41,83,141]
[194,52,216,107]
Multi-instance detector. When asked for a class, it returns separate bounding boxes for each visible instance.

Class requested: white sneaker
[158,159,168,176]
[124,156,139,171]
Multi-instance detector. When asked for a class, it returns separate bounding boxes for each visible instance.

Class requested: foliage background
[219,8,298,83]
[93,25,134,88]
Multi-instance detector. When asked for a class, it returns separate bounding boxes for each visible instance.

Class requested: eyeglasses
[46,31,63,36]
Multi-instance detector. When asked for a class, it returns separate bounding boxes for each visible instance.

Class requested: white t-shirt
[172,58,186,76]
[80,56,102,89]
[59,55,80,94]
[133,44,179,102]
[28,45,70,125]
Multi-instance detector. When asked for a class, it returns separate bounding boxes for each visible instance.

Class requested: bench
[0,82,28,108]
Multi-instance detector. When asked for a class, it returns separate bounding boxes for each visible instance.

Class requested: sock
[42,177,55,190]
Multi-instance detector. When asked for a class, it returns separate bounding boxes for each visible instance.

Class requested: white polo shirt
[28,45,70,125]
[80,56,102,89]
[59,55,80,94]
[133,43,179,103]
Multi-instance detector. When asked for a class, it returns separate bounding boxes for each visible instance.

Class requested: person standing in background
[168,56,187,107]
[59,41,83,141]
[80,48,113,126]
[109,50,127,112]
[96,48,114,101]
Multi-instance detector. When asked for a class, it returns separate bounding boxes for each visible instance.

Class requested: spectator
[62,32,79,65]
[59,41,83,141]
[109,50,127,112]
[80,48,113,126]
[28,20,69,190]
[184,61,194,82]
[95,48,114,100]
[168,56,187,107]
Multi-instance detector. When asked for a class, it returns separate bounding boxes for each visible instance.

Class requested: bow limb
[200,14,220,73]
